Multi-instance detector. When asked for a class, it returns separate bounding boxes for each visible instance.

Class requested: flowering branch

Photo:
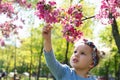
[36,0,83,43]
[82,15,95,21]
[36,0,120,43]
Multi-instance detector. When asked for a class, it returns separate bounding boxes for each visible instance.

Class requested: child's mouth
[72,58,78,63]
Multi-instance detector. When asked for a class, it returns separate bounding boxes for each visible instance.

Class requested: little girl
[42,25,103,80]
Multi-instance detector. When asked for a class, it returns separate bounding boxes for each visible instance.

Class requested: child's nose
[74,52,79,57]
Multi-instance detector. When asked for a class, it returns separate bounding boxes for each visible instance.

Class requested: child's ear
[89,62,94,68]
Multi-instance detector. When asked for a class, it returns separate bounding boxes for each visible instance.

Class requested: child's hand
[42,24,53,52]
[42,24,53,40]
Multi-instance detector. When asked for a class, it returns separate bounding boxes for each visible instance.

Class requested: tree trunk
[46,74,48,80]
[14,42,17,80]
[53,76,56,80]
[64,41,69,65]
[105,58,110,80]
[110,14,120,53]
[118,63,120,80]
[29,32,33,80]
[110,15,120,79]
[114,54,118,80]
[29,52,32,80]
[36,41,43,80]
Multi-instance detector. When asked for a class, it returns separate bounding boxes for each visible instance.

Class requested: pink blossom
[48,1,56,6]
[0,39,5,46]
[95,0,120,24]
[68,7,74,14]
[36,0,60,23]
[14,0,31,8]
[116,0,120,7]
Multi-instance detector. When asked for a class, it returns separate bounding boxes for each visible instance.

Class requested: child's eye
[74,51,77,54]
[81,52,85,55]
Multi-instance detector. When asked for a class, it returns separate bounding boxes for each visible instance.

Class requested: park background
[0,0,120,80]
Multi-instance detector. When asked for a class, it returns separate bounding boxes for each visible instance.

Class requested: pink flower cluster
[0,21,22,38]
[36,0,61,23]
[62,24,83,43]
[36,0,84,42]
[13,0,31,8]
[0,2,14,18]
[61,4,83,42]
[67,4,83,27]
[96,0,120,24]
[0,1,25,46]
[116,0,120,7]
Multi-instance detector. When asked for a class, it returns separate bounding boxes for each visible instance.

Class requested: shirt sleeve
[43,49,67,79]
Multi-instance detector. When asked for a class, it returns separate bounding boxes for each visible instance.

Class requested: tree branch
[81,15,95,21]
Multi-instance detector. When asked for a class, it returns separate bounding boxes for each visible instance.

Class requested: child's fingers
[48,25,53,29]
[47,26,53,31]
[43,27,48,33]
[42,26,52,34]
[44,25,53,31]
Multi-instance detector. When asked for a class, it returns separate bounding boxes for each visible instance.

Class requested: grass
[2,77,53,80]
[21,77,53,80]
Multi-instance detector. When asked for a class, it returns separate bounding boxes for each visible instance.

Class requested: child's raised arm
[42,25,68,79]
[42,25,52,52]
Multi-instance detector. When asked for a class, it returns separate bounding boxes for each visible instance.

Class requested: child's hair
[74,39,105,67]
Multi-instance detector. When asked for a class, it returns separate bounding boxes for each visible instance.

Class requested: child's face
[70,43,94,70]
